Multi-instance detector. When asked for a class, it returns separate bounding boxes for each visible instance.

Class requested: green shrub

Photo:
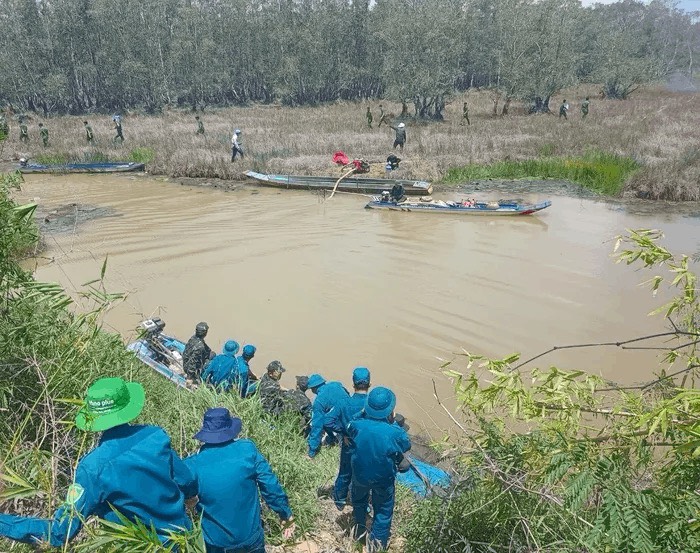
[129,147,156,164]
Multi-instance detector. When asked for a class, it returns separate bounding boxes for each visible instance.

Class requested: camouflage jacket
[283,389,312,421]
[258,374,285,416]
[182,335,212,381]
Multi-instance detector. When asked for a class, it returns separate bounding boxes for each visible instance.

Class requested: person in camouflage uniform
[284,376,312,434]
[366,106,373,129]
[559,99,569,119]
[84,121,94,143]
[258,360,286,416]
[581,97,590,120]
[0,115,9,139]
[38,123,49,147]
[182,322,214,383]
[195,116,205,135]
[19,118,29,142]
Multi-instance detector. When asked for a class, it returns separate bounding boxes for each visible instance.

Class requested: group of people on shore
[0,324,412,553]
[1,114,124,147]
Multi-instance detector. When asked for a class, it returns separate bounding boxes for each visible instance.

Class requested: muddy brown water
[18,174,700,436]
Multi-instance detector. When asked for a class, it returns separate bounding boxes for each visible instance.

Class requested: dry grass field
[3,85,699,199]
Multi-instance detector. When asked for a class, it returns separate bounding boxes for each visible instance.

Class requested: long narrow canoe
[366,197,552,215]
[127,319,451,496]
[19,161,145,174]
[245,170,433,195]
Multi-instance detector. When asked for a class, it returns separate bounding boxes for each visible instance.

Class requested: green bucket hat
[75,377,145,432]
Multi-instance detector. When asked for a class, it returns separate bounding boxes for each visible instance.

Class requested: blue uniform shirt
[202,353,238,391]
[308,381,350,456]
[234,356,251,395]
[184,438,292,549]
[348,417,411,485]
[0,424,195,547]
[336,392,368,435]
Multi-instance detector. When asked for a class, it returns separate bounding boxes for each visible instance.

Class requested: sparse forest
[0,0,697,117]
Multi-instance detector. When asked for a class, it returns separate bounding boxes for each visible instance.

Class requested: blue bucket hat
[242,344,256,358]
[307,373,326,389]
[364,387,396,420]
[223,340,239,356]
[352,367,371,386]
[194,407,242,444]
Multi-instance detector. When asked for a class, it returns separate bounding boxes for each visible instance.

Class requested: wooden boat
[19,161,145,174]
[245,170,433,195]
[127,317,451,496]
[366,196,551,215]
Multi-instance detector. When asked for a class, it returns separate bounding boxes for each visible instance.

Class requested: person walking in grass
[390,122,406,151]
[333,366,371,511]
[38,123,48,147]
[347,386,411,552]
[184,408,296,553]
[196,115,205,135]
[559,99,569,119]
[307,373,350,457]
[18,118,28,142]
[0,114,9,138]
[0,377,196,547]
[581,97,590,120]
[377,104,390,128]
[463,101,471,125]
[84,121,94,143]
[112,114,124,142]
[231,128,243,162]
[366,105,373,128]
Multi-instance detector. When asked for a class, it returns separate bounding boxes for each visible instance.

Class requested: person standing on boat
[581,97,590,120]
[231,128,243,162]
[202,340,239,391]
[390,182,406,203]
[84,121,94,144]
[113,115,124,142]
[0,377,196,547]
[307,373,350,457]
[332,366,371,510]
[38,123,49,147]
[390,122,406,150]
[183,321,214,383]
[259,360,288,415]
[366,106,373,128]
[184,408,296,553]
[347,386,411,552]
[195,115,205,135]
[235,344,259,397]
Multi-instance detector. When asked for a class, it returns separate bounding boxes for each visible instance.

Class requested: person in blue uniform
[307,373,350,457]
[235,344,259,397]
[333,366,371,510]
[348,386,411,552]
[202,340,239,391]
[0,377,195,547]
[184,407,296,553]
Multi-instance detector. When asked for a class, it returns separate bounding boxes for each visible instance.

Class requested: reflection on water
[18,174,700,434]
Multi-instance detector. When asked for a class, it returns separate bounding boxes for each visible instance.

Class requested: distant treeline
[1,0,697,116]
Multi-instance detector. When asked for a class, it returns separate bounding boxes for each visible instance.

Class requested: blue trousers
[351,479,395,549]
[206,542,265,553]
[333,442,352,508]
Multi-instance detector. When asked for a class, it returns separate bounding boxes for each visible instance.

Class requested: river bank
[2,86,698,200]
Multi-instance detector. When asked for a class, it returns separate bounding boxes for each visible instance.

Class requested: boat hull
[245,170,432,195]
[366,198,551,215]
[20,162,146,174]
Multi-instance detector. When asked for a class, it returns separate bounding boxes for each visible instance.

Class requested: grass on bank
[3,86,699,199]
[444,151,640,195]
[0,173,341,551]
